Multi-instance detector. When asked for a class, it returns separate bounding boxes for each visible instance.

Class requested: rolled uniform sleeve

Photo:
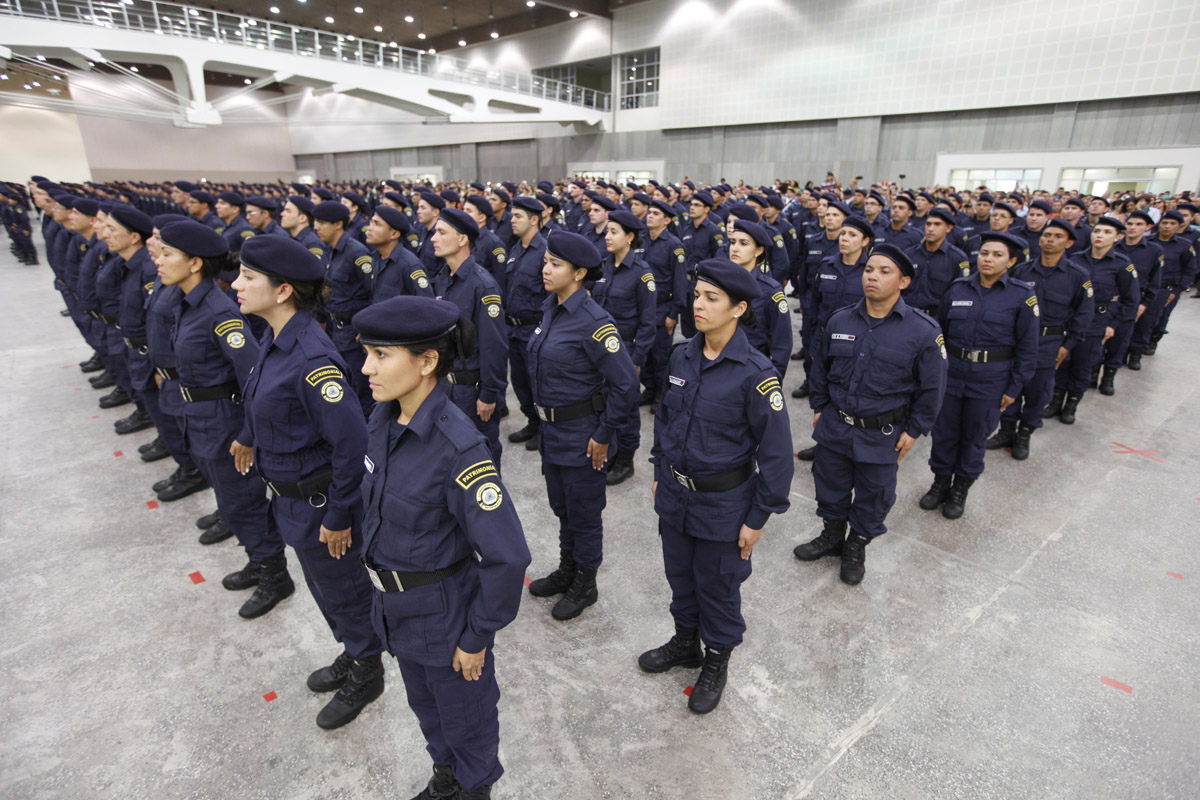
[743,370,794,530]
[293,359,368,531]
[584,322,639,446]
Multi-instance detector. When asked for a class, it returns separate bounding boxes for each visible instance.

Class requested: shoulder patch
[304,365,343,386]
[355,255,372,268]
[592,323,619,342]
[455,460,499,490]
[1025,296,1038,307]
[143,282,155,293]
[1083,280,1093,297]
[308,246,324,258]
[1125,264,1136,273]
[215,319,244,337]
[481,294,502,305]
[756,376,782,395]
[240,230,255,239]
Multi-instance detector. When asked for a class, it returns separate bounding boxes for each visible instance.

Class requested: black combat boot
[316,653,384,730]
[1043,388,1066,418]
[791,379,810,399]
[1126,350,1143,371]
[409,764,458,800]
[222,554,263,589]
[638,387,657,406]
[152,465,183,494]
[157,462,209,502]
[687,646,732,714]
[140,438,171,462]
[1088,363,1101,389]
[793,518,847,561]
[198,519,234,545]
[507,419,539,443]
[79,353,104,373]
[605,451,635,486]
[919,474,952,510]
[114,404,154,434]
[1145,333,1162,355]
[458,784,493,799]
[839,531,870,585]
[528,550,576,597]
[238,554,294,618]
[552,566,598,621]
[941,475,975,520]
[89,371,115,389]
[98,386,131,409]
[308,651,354,693]
[795,445,816,461]
[1011,422,1034,461]
[1059,393,1082,425]
[196,509,221,529]
[1099,366,1117,396]
[985,418,1016,450]
[638,624,704,673]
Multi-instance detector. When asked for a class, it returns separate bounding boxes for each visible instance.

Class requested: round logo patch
[769,390,784,412]
[320,381,343,403]
[647,280,657,292]
[940,344,948,360]
[417,277,429,289]
[361,263,373,274]
[487,304,500,318]
[497,253,507,263]
[604,336,620,353]
[476,482,503,511]
[227,332,245,349]
[777,300,789,314]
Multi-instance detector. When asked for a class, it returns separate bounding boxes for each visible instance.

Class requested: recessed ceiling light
[374,25,382,32]
[526,0,535,6]
[36,54,46,61]
[458,39,466,47]
[244,78,252,84]
[490,31,499,38]
[427,48,436,54]
[569,10,578,17]
[417,32,426,39]
[269,5,279,12]
[389,41,398,47]
[404,14,414,23]
[355,6,363,12]
[324,16,334,23]
[130,66,139,72]
[32,81,41,87]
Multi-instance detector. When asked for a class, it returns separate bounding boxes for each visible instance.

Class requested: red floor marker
[1101,676,1133,694]
[60,364,71,369]
[683,686,694,697]
[74,387,82,391]
[1167,571,1183,579]
[1110,442,1164,463]
[92,415,98,419]
[113,451,123,457]
[263,691,277,702]
[146,500,159,510]
[188,571,205,584]
[523,576,532,587]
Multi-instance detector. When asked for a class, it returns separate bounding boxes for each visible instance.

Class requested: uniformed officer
[1060,198,1093,254]
[365,206,435,303]
[429,208,509,466]
[414,191,446,276]
[502,198,549,450]
[1106,211,1162,378]
[487,189,514,250]
[340,191,372,244]
[641,258,793,714]
[592,210,656,485]
[524,231,639,621]
[919,232,1038,519]
[792,196,841,401]
[679,191,726,337]
[726,219,793,377]
[877,194,922,251]
[796,244,946,583]
[563,179,588,232]
[279,195,328,259]
[354,295,530,800]
[966,202,1026,264]
[640,199,689,408]
[231,235,386,731]
[245,195,285,237]
[1018,199,1052,264]
[110,205,159,438]
[905,207,971,313]
[583,193,614,253]
[986,219,1093,460]
[187,190,225,233]
[313,200,376,415]
[214,191,255,257]
[957,192,994,244]
[1143,210,1197,354]
[462,196,509,294]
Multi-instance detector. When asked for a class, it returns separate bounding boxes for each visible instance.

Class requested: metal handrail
[0,0,612,112]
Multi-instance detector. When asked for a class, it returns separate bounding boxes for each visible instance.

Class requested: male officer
[1060,198,1092,254]
[877,194,922,251]
[364,206,434,303]
[464,196,510,294]
[640,200,688,408]
[583,193,615,253]
[1141,210,1196,355]
[280,195,327,258]
[743,194,792,286]
[986,219,1093,459]
[563,179,588,232]
[245,195,285,236]
[792,196,842,400]
[679,190,725,336]
[1019,199,1052,264]
[340,191,372,244]
[1109,211,1162,374]
[795,244,946,584]
[215,191,255,256]
[906,207,971,314]
[502,197,549,449]
[488,188,515,250]
[413,191,447,276]
[967,202,1026,264]
[958,192,994,244]
[187,190,225,233]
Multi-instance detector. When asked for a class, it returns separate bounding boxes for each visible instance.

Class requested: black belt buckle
[671,467,697,491]
[837,409,857,426]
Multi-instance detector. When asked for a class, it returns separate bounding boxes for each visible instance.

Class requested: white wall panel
[935,148,1200,193]
[0,106,92,182]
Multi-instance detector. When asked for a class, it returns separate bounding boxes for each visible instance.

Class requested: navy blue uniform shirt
[746,268,793,377]
[643,229,689,318]
[1153,234,1197,293]
[322,232,374,351]
[503,232,548,322]
[369,244,434,303]
[812,251,869,328]
[1118,237,1164,302]
[591,251,656,368]
[905,238,971,311]
[1077,247,1140,333]
[1010,256,1095,365]
[433,257,509,406]
[220,215,256,255]
[937,273,1039,399]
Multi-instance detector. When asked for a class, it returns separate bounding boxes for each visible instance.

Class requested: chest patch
[831,333,856,341]
[819,273,837,281]
[669,376,686,387]
[951,300,973,307]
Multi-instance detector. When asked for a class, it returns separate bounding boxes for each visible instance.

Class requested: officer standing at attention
[215,191,255,257]
[340,191,372,244]
[245,195,285,237]
[592,210,656,486]
[187,190,225,233]
[430,208,509,466]
[726,219,793,377]
[876,194,922,252]
[1103,213,1161,382]
[1142,210,1196,355]
[502,197,549,450]
[905,207,971,313]
[679,190,726,337]
[967,202,1027,264]
[986,220,1093,460]
[641,258,792,714]
[639,199,689,408]
[414,191,446,276]
[791,196,839,400]
[231,236,386,731]
[487,189,515,250]
[957,192,994,245]
[312,201,376,415]
[1018,200,1052,264]
[365,206,435,303]
[583,193,614,253]
[920,232,1038,519]
[524,232,639,622]
[564,179,588,232]
[463,196,509,294]
[1060,198,1093,254]
[795,245,946,584]
[280,196,328,258]
[354,296,531,800]
[112,205,159,437]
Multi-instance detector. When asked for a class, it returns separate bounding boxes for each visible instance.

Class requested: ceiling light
[0,74,7,80]
[355,6,363,12]
[324,16,334,23]
[32,81,41,87]
[427,48,436,54]
[388,41,398,47]
[526,1,535,6]
[490,30,499,38]
[188,8,199,15]
[269,5,279,12]
[130,66,139,72]
[458,39,466,47]
[417,32,426,40]
[53,75,61,80]
[374,25,382,32]
[244,78,252,84]
[24,84,32,90]
[404,14,414,23]
[247,19,257,26]
[348,34,356,41]
[36,54,46,61]
[569,10,578,17]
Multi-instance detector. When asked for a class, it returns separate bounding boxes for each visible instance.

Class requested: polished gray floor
[2,242,1198,800]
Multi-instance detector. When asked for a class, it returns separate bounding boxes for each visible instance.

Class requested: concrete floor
[2,240,1199,800]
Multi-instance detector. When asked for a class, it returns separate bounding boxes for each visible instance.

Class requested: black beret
[417,191,445,211]
[1007,194,1025,205]
[683,180,696,190]
[189,190,215,206]
[152,212,187,229]
[311,187,334,201]
[290,182,309,194]
[30,174,49,182]
[992,201,1017,218]
[341,191,365,209]
[536,192,560,210]
[1091,195,1110,207]
[160,219,230,258]
[1044,219,1078,240]
[217,191,245,206]
[1064,197,1087,211]
[695,258,761,302]
[53,193,76,208]
[691,190,714,208]
[979,231,1026,259]
[766,194,784,210]
[384,179,404,191]
[842,217,875,241]
[74,198,100,216]
[537,181,554,193]
[246,195,277,211]
[546,230,601,270]
[440,189,461,206]
[570,179,587,189]
[239,234,324,281]
[927,208,956,226]
[826,200,853,217]
[583,190,599,200]
[590,195,616,212]
[1162,210,1185,223]
[648,199,676,218]
[287,195,315,215]
[630,192,652,205]
[892,194,917,211]
[501,181,517,194]
[353,296,461,347]
[918,191,937,205]
[1029,200,1053,214]
[490,188,511,205]
[438,208,479,241]
[374,205,411,234]
[607,210,644,237]
[463,196,492,217]
[174,180,197,192]
[727,203,760,223]
[977,193,995,204]
[382,191,409,209]
[109,205,154,239]
[313,200,350,222]
[852,188,867,197]
[1093,215,1126,232]
[469,181,487,192]
[869,243,915,277]
[1127,210,1155,226]
[1177,202,1198,213]
[512,196,545,215]
[732,219,771,249]
[625,181,640,191]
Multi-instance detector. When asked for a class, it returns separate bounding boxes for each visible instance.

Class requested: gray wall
[296,92,1200,187]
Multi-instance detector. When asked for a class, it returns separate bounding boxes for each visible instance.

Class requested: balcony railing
[0,0,612,112]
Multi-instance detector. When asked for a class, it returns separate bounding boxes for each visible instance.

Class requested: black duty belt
[668,462,755,492]
[621,330,636,343]
[835,405,907,430]
[124,336,148,352]
[656,293,674,303]
[155,366,179,380]
[361,556,468,593]
[265,469,333,506]
[921,306,939,316]
[329,310,362,328]
[946,344,1014,363]
[506,313,541,327]
[100,313,119,325]
[1039,325,1065,337]
[446,370,480,386]
[180,381,240,402]
[535,391,607,423]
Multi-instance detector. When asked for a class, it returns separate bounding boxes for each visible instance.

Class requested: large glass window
[1060,166,1178,196]
[619,48,659,110]
[948,168,1042,193]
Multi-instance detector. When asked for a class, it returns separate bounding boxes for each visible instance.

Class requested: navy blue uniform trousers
[542,462,607,570]
[658,520,752,649]
[929,393,1003,480]
[813,445,898,538]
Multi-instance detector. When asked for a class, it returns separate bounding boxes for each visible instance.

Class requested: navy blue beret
[918,191,937,205]
[384,179,404,191]
[246,195,277,211]
[174,180,197,192]
[843,216,875,241]
[160,219,230,258]
[313,200,350,222]
[311,187,334,201]
[827,200,853,217]
[470,181,487,192]
[992,201,1017,218]
[463,196,492,217]
[287,195,315,215]
[217,191,245,206]
[1029,200,1053,214]
[1178,202,1198,213]
[1064,197,1087,211]
[501,181,517,194]
[631,192,652,206]
[438,208,479,241]
[590,195,616,212]
[239,233,324,281]
[52,194,74,208]
[869,243,915,277]
[354,296,461,347]
[979,231,1027,259]
[73,198,100,217]
[290,182,309,194]
[189,190,215,206]
[607,210,643,237]
[648,199,676,218]
[1007,194,1025,205]
[490,188,511,205]
[100,202,115,214]
[583,190,599,200]
[1091,195,1110,207]
[341,191,366,209]
[30,174,48,182]
[152,212,186,229]
[976,192,995,204]
[536,192,560,210]
[1044,219,1078,240]
[1162,210,1185,223]
[927,208,956,226]
[1127,210,1155,226]
[1093,215,1126,232]
[695,258,762,302]
[867,191,887,205]
[418,191,446,211]
[727,203,759,223]
[692,190,714,208]
[852,188,867,197]
[109,205,154,239]
[374,205,411,234]
[440,189,461,205]
[537,181,554,193]
[625,182,640,191]
[732,219,770,249]
[892,195,916,211]
[512,196,545,215]
[382,191,409,209]
[571,179,587,189]
[766,194,784,210]
[546,230,601,270]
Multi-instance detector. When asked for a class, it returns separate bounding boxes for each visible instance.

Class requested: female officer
[919,232,1039,520]
[726,218,793,377]
[156,220,284,596]
[353,296,530,800]
[230,235,385,731]
[641,258,793,714]
[524,231,639,622]
[592,209,655,485]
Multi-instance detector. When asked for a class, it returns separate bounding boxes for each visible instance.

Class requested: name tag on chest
[669,376,686,387]
[951,300,973,307]
[831,333,856,341]
[364,455,374,473]
[820,274,837,281]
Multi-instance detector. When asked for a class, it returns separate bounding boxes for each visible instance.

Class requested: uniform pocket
[380,584,447,659]
[871,345,914,384]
